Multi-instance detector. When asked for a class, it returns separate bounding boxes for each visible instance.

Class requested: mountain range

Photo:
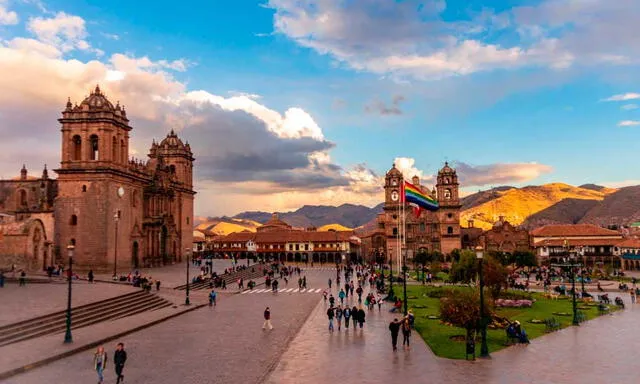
[195,183,640,235]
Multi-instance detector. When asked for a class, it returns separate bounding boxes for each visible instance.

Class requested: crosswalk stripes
[240,287,323,294]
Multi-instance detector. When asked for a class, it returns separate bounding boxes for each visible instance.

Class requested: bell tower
[435,162,461,255]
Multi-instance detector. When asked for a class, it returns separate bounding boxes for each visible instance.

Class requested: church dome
[159,130,187,150]
[386,163,403,177]
[438,161,455,174]
[79,85,115,111]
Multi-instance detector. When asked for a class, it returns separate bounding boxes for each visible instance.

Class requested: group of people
[388,316,412,350]
[326,305,366,331]
[92,342,127,384]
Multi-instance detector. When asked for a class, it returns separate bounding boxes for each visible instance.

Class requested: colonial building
[531,224,623,267]
[377,162,462,264]
[0,85,196,272]
[615,238,640,271]
[210,214,361,263]
[480,216,531,253]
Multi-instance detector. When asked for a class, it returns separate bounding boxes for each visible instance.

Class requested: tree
[439,289,493,331]
[413,251,429,266]
[513,251,538,269]
[450,249,462,263]
[450,250,478,284]
[431,261,442,276]
[483,256,508,299]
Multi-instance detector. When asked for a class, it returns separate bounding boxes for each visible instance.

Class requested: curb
[0,304,206,381]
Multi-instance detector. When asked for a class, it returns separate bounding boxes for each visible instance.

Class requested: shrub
[439,289,493,331]
[498,291,534,301]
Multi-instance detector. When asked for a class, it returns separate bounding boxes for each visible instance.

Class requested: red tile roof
[531,224,621,237]
[534,238,621,247]
[616,238,640,249]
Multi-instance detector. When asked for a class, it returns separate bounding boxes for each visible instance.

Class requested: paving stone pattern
[8,269,334,384]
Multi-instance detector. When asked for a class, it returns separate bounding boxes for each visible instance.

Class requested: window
[120,140,126,163]
[70,238,76,246]
[447,226,453,234]
[170,165,176,174]
[186,216,189,225]
[112,137,117,162]
[393,227,398,236]
[18,190,27,207]
[72,135,82,161]
[447,213,453,219]
[82,185,87,192]
[420,223,426,232]
[295,244,299,251]
[132,190,138,207]
[444,189,452,199]
[305,244,309,251]
[89,135,99,160]
[70,215,77,226]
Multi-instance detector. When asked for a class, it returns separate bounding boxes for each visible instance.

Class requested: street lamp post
[185,248,191,306]
[113,212,119,277]
[388,254,395,301]
[64,243,74,344]
[402,248,408,316]
[475,246,490,358]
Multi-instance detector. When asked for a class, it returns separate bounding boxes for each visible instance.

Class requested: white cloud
[618,120,640,127]
[27,12,89,52]
[603,93,640,102]
[0,2,18,25]
[268,0,640,80]
[621,104,638,110]
[454,161,553,186]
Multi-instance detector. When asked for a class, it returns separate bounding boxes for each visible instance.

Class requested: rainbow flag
[402,180,439,212]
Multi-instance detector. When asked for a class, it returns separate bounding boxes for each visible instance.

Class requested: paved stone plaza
[4,266,640,384]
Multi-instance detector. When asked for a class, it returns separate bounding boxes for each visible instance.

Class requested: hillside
[195,217,261,235]
[460,183,612,230]
[317,223,353,231]
[234,203,383,228]
[519,198,600,229]
[578,186,640,227]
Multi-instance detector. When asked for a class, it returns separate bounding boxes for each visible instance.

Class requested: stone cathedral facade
[0,85,195,272]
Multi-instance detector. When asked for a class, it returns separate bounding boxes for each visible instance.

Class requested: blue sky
[0,0,639,214]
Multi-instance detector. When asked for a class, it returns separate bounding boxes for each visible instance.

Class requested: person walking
[327,306,335,332]
[631,289,636,304]
[88,269,94,283]
[335,305,343,331]
[93,345,108,384]
[351,306,358,328]
[263,307,273,330]
[0,270,5,288]
[328,278,332,289]
[339,289,346,305]
[402,317,411,348]
[155,280,161,291]
[357,307,366,329]
[114,342,127,384]
[19,270,26,286]
[209,289,217,307]
[343,306,351,330]
[389,318,401,351]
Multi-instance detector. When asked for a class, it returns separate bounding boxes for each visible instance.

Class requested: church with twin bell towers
[377,162,461,264]
[53,85,196,272]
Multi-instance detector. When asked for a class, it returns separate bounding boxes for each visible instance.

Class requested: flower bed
[495,299,533,308]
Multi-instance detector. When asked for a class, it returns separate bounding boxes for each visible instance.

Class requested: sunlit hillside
[317,223,353,231]
[461,183,615,230]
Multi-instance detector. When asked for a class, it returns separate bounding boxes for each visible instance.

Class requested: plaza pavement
[267,287,639,384]
[7,268,335,384]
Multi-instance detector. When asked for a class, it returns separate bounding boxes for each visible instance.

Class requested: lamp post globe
[475,246,490,358]
[64,243,75,343]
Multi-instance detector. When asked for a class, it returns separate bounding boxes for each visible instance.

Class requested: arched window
[72,135,82,161]
[70,238,76,246]
[70,215,77,226]
[82,185,87,192]
[170,165,176,174]
[447,226,453,234]
[120,140,126,163]
[186,217,190,225]
[112,137,117,162]
[90,135,99,160]
[132,190,138,207]
[18,189,27,207]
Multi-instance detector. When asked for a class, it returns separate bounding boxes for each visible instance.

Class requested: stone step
[0,291,172,347]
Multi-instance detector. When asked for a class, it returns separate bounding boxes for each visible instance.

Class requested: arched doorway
[132,241,140,269]
[295,252,301,262]
[312,253,319,262]
[173,240,177,263]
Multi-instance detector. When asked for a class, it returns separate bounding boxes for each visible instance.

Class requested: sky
[0,0,639,216]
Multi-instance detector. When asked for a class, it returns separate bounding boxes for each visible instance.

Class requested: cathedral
[376,162,461,264]
[0,85,195,272]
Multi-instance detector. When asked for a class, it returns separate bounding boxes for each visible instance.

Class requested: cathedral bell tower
[435,162,461,254]
[382,163,404,266]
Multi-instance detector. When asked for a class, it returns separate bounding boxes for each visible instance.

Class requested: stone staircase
[0,290,172,347]
[174,264,270,291]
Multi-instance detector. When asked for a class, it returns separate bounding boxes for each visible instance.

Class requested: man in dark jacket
[114,342,127,384]
[389,319,401,351]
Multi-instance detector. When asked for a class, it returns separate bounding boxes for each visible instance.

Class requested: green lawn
[404,285,618,359]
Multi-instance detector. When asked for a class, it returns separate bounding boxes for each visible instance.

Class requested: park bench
[598,303,610,315]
